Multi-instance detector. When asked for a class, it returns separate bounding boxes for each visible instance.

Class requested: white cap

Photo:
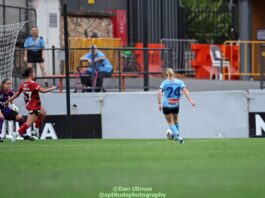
[89,45,97,49]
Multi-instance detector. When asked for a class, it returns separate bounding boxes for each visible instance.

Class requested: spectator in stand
[80,45,113,92]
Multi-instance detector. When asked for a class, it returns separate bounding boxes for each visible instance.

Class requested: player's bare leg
[164,114,174,125]
[18,113,38,141]
[26,114,38,129]
[15,114,25,127]
[173,113,178,124]
[40,106,47,116]
[164,114,175,139]
[32,107,46,138]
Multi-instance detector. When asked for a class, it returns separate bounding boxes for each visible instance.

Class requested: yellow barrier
[68,38,122,72]
[223,40,265,78]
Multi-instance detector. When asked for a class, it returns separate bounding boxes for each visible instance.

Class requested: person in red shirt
[4,67,56,140]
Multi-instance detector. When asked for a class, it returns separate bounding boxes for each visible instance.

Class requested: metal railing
[161,39,197,76]
[14,46,173,92]
[260,44,265,89]
[223,40,265,79]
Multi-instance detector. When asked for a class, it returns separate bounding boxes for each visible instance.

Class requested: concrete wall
[249,89,265,112]
[179,91,248,138]
[102,93,166,139]
[13,91,249,139]
[102,91,249,139]
[15,92,102,115]
[36,0,61,75]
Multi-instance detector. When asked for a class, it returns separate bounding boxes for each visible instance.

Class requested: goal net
[0,22,26,82]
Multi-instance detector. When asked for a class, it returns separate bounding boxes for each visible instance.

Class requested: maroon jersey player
[5,67,56,140]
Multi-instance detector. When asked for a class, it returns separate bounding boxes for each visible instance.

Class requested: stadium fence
[223,40,265,80]
[161,39,197,76]
[14,46,173,92]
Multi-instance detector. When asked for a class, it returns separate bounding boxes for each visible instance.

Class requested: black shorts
[27,50,44,63]
[4,110,18,120]
[163,107,179,115]
[28,109,41,116]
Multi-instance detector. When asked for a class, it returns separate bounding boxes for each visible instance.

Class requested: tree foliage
[181,0,238,44]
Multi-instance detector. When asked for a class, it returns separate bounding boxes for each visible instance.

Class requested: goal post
[0,22,26,82]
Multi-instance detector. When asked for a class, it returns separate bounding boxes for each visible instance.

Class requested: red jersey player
[4,67,56,141]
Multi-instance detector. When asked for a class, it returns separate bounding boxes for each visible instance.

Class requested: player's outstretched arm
[183,88,196,106]
[3,91,21,106]
[39,86,57,93]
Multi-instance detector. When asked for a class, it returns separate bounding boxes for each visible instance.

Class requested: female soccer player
[158,68,195,144]
[4,67,56,140]
[0,78,26,142]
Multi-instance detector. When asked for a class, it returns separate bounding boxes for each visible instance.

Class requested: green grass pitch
[1,139,265,198]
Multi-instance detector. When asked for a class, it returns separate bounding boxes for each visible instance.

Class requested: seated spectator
[80,45,113,92]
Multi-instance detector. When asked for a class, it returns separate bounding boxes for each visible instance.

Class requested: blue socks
[169,124,179,138]
[175,122,179,132]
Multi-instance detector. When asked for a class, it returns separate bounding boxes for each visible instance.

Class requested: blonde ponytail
[165,68,175,80]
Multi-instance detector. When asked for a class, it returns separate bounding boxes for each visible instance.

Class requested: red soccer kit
[18,80,41,112]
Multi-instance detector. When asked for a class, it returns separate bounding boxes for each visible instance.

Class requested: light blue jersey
[24,36,45,51]
[160,79,186,108]
[85,50,113,73]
